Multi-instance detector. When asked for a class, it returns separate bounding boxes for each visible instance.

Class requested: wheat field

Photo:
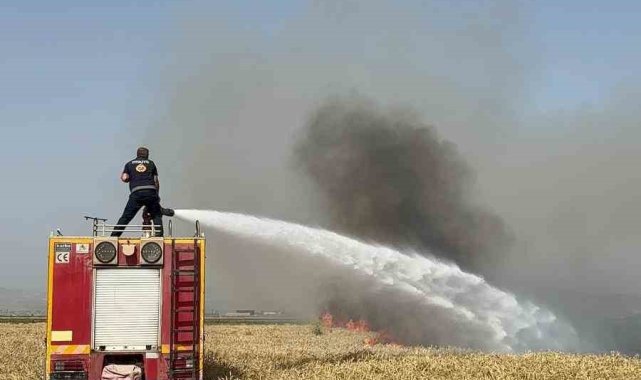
[2,323,641,380]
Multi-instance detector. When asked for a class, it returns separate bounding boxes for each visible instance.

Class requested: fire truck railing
[85,217,162,237]
[95,224,159,237]
[84,216,200,238]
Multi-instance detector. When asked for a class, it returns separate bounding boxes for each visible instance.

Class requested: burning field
[3,322,641,380]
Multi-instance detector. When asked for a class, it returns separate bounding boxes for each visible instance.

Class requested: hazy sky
[1,0,641,291]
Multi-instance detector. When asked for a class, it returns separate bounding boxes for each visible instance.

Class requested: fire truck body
[46,226,205,380]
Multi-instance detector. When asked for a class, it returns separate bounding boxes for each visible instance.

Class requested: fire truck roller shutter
[94,268,161,351]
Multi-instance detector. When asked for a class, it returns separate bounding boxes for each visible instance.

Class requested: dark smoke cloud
[295,96,513,274]
[144,1,641,353]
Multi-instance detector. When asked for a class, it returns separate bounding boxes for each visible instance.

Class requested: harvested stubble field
[2,323,641,380]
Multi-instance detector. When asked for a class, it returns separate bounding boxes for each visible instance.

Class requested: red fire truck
[45,218,205,380]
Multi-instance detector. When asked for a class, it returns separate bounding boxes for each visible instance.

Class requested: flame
[319,312,400,346]
[364,330,399,346]
[321,312,334,329]
[345,319,369,332]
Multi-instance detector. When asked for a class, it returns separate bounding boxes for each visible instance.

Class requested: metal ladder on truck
[169,239,201,379]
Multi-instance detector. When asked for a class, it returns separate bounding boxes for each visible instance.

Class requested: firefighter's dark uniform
[111,157,163,237]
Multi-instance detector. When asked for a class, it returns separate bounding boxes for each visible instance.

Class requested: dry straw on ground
[2,323,641,379]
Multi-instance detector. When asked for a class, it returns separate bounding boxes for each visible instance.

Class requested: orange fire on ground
[320,312,399,346]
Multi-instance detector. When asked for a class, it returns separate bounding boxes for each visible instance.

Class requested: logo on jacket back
[135,164,148,173]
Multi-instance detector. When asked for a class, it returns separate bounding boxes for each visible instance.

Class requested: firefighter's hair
[137,146,149,158]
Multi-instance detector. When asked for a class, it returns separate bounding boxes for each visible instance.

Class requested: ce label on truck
[54,243,71,264]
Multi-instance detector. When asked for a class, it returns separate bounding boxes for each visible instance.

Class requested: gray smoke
[143,1,641,353]
[294,96,513,274]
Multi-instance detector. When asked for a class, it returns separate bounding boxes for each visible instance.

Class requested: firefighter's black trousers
[111,189,163,237]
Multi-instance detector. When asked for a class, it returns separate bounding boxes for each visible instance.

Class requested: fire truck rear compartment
[93,269,161,351]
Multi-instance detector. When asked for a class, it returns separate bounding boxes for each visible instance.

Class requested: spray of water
[175,209,578,352]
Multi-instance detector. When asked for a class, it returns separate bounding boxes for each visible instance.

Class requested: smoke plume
[294,96,513,274]
[144,1,641,353]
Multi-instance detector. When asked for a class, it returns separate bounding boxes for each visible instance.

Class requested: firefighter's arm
[121,163,130,183]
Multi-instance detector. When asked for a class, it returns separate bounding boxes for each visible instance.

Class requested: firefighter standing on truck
[112,147,164,237]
